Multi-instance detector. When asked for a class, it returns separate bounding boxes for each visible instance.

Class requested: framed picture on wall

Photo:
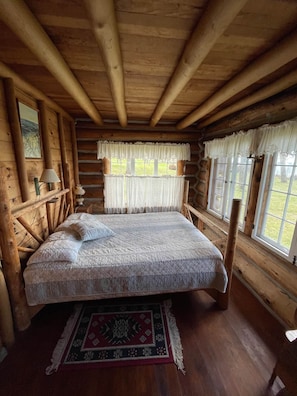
[18,102,42,158]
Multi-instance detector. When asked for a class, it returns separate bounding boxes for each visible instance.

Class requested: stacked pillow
[27,213,115,265]
[56,213,115,241]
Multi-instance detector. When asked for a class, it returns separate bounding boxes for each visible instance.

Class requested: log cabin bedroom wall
[0,0,297,348]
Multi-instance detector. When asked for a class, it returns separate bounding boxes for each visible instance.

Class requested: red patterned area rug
[46,300,184,375]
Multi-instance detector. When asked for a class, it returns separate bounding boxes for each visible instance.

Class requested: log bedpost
[217,198,241,309]
[0,164,31,331]
[0,267,14,347]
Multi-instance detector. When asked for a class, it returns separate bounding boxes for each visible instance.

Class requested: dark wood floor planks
[0,276,286,396]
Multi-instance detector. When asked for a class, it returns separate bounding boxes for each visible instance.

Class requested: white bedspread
[23,211,227,305]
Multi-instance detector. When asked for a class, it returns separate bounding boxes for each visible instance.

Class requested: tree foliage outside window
[105,158,183,213]
[209,152,297,261]
[110,158,177,176]
[254,152,297,256]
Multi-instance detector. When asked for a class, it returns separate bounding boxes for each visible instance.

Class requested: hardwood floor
[0,276,287,396]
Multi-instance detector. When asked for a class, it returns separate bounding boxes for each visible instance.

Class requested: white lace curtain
[204,119,297,158]
[104,175,125,213]
[104,175,185,214]
[98,141,191,161]
[100,141,189,213]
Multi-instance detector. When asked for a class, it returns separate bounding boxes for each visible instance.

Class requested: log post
[38,100,52,169]
[103,158,111,175]
[217,198,241,309]
[65,163,73,214]
[3,78,30,202]
[0,267,14,347]
[0,164,30,331]
[46,202,54,234]
[58,115,73,213]
[58,114,68,186]
[70,121,80,186]
[244,157,263,236]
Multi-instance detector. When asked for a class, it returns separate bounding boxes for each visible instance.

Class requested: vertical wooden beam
[218,198,241,309]
[244,157,264,236]
[103,158,111,174]
[46,202,54,234]
[0,164,30,331]
[177,160,185,176]
[38,101,60,191]
[3,78,30,202]
[65,163,74,214]
[58,114,73,213]
[70,121,79,186]
[38,100,52,169]
[58,114,67,183]
[0,267,15,346]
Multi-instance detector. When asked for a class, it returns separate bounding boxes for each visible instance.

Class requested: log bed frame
[0,164,240,344]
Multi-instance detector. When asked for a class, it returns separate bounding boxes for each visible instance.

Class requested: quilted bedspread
[23,211,227,305]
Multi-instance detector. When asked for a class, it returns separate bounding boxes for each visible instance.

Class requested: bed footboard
[184,199,241,309]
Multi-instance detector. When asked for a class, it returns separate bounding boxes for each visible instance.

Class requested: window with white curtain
[253,152,297,259]
[205,118,297,263]
[98,141,190,214]
[208,156,253,229]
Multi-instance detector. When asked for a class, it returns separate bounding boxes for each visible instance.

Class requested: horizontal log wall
[76,125,203,212]
[196,172,297,329]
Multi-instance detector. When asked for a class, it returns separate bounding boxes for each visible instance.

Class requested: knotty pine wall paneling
[0,76,75,259]
[0,79,21,201]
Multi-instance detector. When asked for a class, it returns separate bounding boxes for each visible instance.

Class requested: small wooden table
[269,330,297,395]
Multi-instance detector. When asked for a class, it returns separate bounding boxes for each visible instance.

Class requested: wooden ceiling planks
[0,0,296,140]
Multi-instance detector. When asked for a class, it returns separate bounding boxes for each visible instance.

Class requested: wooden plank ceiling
[0,0,297,141]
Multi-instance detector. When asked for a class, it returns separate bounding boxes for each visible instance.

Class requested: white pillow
[70,219,115,241]
[57,213,115,241]
[27,231,82,265]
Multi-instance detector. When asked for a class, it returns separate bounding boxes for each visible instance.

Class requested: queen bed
[23,210,230,306]
[0,174,240,332]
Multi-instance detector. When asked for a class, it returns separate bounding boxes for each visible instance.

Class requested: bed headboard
[0,163,70,331]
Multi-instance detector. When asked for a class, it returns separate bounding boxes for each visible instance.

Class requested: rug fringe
[45,303,83,375]
[164,299,185,375]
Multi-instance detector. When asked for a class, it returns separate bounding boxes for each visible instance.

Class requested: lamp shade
[40,169,60,183]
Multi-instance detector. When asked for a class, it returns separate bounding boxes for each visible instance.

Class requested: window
[98,141,190,214]
[208,156,253,229]
[110,158,177,176]
[253,152,297,259]
[205,120,297,264]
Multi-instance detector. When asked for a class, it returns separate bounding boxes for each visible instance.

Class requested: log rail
[184,199,241,309]
[186,202,297,328]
